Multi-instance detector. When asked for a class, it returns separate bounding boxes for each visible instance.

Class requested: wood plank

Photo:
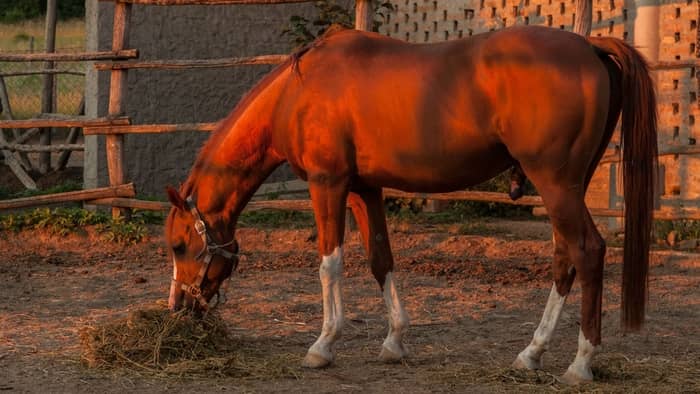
[0,49,138,62]
[106,2,132,219]
[83,122,218,135]
[0,126,37,190]
[102,0,315,4]
[89,197,170,210]
[0,116,129,129]
[572,0,592,36]
[0,143,83,152]
[94,54,287,70]
[355,0,373,31]
[532,206,700,220]
[0,184,135,210]
[651,59,700,70]
[39,0,58,174]
[88,197,314,212]
[0,69,84,77]
[383,189,544,206]
[600,145,700,164]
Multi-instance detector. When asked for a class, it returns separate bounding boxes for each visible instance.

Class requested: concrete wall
[85,0,344,196]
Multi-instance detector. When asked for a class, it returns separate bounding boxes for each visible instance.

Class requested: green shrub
[282,0,393,47]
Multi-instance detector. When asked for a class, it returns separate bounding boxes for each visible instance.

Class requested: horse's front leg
[302,179,349,368]
[348,188,409,362]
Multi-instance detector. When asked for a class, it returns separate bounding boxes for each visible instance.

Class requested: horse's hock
[86,0,699,218]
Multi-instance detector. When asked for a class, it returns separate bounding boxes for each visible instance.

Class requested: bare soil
[1,219,698,393]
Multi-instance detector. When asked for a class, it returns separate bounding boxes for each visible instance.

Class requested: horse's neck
[188,92,284,226]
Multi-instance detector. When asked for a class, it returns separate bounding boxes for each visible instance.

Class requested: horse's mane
[180,26,349,197]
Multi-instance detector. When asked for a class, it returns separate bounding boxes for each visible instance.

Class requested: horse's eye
[172,243,186,255]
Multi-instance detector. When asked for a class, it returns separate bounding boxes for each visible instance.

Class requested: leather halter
[171,196,239,310]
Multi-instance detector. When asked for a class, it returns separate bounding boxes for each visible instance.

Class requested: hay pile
[79,306,300,379]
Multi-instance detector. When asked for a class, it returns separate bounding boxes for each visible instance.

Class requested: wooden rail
[0,69,85,77]
[88,197,315,212]
[0,143,83,152]
[94,54,287,70]
[0,184,135,210]
[0,49,138,62]
[0,116,129,129]
[83,122,218,135]
[533,206,700,220]
[599,145,700,164]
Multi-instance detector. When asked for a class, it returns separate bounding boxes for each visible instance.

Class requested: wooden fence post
[107,2,132,218]
[355,0,373,31]
[572,0,592,36]
[40,0,57,174]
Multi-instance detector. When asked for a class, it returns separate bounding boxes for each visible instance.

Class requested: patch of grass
[0,207,149,244]
[97,218,147,245]
[238,210,315,229]
[0,18,85,118]
[653,220,700,244]
[0,207,107,235]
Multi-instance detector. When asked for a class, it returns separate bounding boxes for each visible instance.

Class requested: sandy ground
[0,218,698,393]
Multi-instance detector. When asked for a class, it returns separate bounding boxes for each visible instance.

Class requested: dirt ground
[0,218,698,393]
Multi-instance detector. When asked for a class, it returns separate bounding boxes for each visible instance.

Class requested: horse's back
[273,26,611,191]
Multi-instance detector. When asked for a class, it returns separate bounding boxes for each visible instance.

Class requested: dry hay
[424,353,700,393]
[79,306,301,379]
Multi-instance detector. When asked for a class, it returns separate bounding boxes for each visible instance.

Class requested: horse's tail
[590,37,658,331]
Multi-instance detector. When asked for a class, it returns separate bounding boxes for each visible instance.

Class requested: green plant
[98,218,147,245]
[653,220,700,244]
[0,207,108,235]
[282,0,394,47]
[0,207,149,244]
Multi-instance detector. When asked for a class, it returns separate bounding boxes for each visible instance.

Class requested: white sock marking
[307,246,344,362]
[516,283,567,368]
[564,329,598,380]
[382,272,409,357]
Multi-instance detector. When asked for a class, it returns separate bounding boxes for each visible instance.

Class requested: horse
[164,25,657,384]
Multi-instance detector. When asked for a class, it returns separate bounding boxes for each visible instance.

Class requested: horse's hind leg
[521,182,605,383]
[348,188,409,362]
[302,179,350,368]
[513,231,577,369]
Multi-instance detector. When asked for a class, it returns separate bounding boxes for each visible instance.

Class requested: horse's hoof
[512,352,542,370]
[378,343,407,363]
[301,351,332,369]
[558,367,593,385]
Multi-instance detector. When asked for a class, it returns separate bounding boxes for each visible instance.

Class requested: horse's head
[164,186,239,312]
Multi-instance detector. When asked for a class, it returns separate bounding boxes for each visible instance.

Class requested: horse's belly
[355,145,513,193]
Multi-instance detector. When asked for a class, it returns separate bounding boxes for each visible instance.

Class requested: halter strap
[171,196,239,310]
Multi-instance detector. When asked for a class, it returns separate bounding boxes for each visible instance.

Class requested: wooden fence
[1,0,699,221]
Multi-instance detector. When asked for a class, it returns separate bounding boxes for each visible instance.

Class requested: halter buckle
[194,219,207,235]
[186,284,202,297]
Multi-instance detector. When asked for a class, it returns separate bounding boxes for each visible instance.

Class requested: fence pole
[355,0,373,31]
[106,2,132,218]
[40,0,58,174]
[572,0,592,36]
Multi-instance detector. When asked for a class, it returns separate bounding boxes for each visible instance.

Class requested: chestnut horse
[165,25,657,384]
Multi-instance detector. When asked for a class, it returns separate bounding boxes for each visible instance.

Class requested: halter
[171,196,239,310]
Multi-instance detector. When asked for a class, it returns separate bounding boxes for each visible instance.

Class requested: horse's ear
[166,186,186,211]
